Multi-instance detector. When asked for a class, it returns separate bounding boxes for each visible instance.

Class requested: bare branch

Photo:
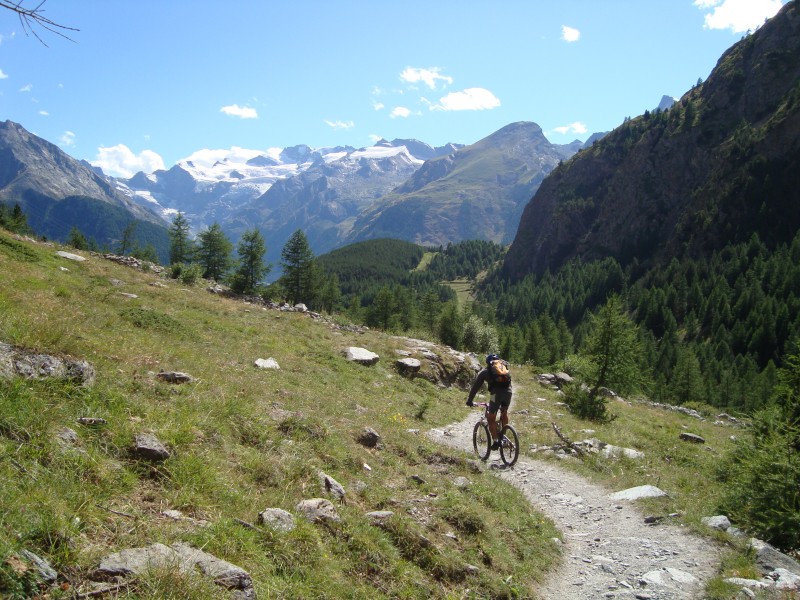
[0,0,79,45]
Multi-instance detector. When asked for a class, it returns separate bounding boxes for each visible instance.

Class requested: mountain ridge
[503,0,800,281]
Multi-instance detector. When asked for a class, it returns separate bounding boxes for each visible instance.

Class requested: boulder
[156,371,195,384]
[257,508,296,532]
[132,432,170,461]
[396,357,421,374]
[254,358,280,370]
[319,471,346,501]
[344,347,379,365]
[356,426,381,448]
[609,485,667,501]
[55,250,86,262]
[296,498,340,523]
[702,515,732,531]
[679,432,706,444]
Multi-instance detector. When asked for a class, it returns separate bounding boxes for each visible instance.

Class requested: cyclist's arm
[466,369,488,404]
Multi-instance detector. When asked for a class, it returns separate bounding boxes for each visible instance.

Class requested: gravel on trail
[428,412,721,600]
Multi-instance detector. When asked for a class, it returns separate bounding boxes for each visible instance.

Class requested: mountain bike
[471,402,519,466]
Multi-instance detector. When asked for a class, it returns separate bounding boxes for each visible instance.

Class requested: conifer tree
[197,223,233,281]
[169,211,195,265]
[67,226,89,250]
[280,229,318,305]
[230,228,270,294]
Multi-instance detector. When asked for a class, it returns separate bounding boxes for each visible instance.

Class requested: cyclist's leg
[497,390,512,429]
[487,395,500,445]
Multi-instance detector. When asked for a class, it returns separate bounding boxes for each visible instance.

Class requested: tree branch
[0,0,79,45]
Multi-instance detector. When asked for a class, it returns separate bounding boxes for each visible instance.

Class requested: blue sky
[0,0,788,177]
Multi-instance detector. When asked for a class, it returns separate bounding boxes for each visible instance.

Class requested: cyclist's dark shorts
[487,388,512,414]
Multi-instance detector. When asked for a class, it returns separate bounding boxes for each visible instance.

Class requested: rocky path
[428,413,721,600]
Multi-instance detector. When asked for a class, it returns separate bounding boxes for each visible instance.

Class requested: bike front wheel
[473,420,491,461]
[499,424,519,466]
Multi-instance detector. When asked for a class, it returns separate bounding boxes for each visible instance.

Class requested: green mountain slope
[503,2,800,280]
[347,122,573,248]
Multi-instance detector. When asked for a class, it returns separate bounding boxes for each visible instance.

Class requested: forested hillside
[481,1,800,413]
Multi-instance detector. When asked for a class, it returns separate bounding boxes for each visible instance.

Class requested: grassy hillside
[0,230,560,598]
[0,230,752,598]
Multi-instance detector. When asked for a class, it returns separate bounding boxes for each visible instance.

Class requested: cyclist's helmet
[486,353,500,365]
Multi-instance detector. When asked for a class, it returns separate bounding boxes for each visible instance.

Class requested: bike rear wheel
[499,424,519,466]
[473,420,491,461]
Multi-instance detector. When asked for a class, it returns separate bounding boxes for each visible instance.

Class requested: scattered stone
[19,550,58,583]
[356,426,381,448]
[293,303,308,312]
[119,292,139,299]
[410,474,427,485]
[254,357,280,370]
[56,427,80,445]
[344,347,380,365]
[453,476,471,488]
[95,543,254,597]
[679,432,706,444]
[465,564,480,575]
[156,370,195,384]
[318,471,346,501]
[750,538,800,575]
[132,432,170,461]
[296,498,340,523]
[609,485,667,501]
[396,357,422,374]
[366,510,394,523]
[77,416,107,426]
[641,567,699,587]
[0,342,96,386]
[257,508,296,532]
[702,515,731,531]
[55,250,86,262]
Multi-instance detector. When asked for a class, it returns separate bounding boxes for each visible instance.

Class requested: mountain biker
[466,354,512,450]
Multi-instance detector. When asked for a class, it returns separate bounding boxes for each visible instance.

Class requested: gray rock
[95,543,254,595]
[609,485,667,501]
[171,542,253,591]
[772,567,800,591]
[254,357,280,370]
[257,508,296,532]
[55,250,86,262]
[156,371,195,384]
[133,432,170,461]
[679,432,706,444]
[702,515,731,531]
[641,567,698,587]
[19,550,57,583]
[396,357,421,373]
[366,510,394,523]
[453,476,472,488]
[750,538,800,575]
[356,426,381,448]
[96,543,178,577]
[296,498,340,523]
[319,471,346,501]
[344,347,379,365]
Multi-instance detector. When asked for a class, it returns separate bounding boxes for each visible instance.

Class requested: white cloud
[696,0,784,32]
[373,101,385,111]
[561,25,581,42]
[369,134,382,143]
[400,67,453,90]
[220,104,258,119]
[432,88,501,111]
[19,83,32,92]
[60,131,75,146]
[0,69,7,80]
[39,110,49,116]
[391,106,411,118]
[92,144,165,178]
[552,121,588,135]
[324,119,355,130]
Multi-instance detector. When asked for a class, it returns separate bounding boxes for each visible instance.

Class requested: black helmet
[486,353,500,365]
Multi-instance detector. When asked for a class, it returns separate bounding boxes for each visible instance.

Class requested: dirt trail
[428,412,721,600]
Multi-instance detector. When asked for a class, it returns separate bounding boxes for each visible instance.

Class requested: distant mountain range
[0,116,600,267]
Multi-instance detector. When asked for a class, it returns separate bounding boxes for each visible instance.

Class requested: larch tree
[280,229,317,306]
[197,223,233,282]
